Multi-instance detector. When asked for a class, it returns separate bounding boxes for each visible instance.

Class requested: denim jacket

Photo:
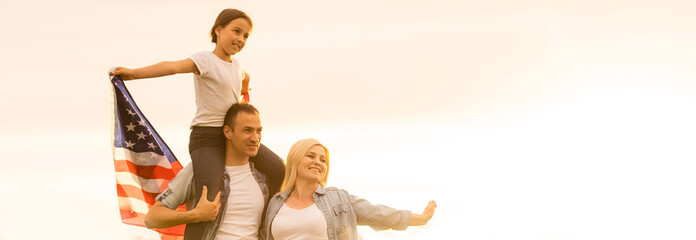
[155,162,269,240]
[260,185,411,240]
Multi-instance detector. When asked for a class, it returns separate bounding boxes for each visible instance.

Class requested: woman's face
[296,145,327,184]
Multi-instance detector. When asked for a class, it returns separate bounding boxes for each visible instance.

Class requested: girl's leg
[249,143,286,197]
[190,146,226,201]
[185,127,226,239]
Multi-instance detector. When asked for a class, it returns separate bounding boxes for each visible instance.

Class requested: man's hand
[145,185,222,228]
[193,186,221,222]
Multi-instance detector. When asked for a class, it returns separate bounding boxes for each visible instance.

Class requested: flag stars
[138,120,146,127]
[136,132,147,140]
[125,122,137,132]
[147,142,157,150]
[125,140,135,149]
[126,109,136,116]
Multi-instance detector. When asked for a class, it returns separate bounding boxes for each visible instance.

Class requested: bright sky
[2,0,696,239]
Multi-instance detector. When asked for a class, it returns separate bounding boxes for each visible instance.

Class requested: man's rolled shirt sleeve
[155,164,195,210]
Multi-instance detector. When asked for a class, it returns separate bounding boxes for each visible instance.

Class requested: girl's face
[296,145,327,184]
[215,18,251,56]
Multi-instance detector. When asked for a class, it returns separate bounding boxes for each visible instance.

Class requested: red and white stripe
[113,146,185,238]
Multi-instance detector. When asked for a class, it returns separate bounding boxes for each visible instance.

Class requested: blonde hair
[280,138,330,192]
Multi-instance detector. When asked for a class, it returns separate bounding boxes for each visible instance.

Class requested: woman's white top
[271,203,329,240]
[188,51,245,128]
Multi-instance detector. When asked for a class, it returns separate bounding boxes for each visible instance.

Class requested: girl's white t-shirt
[188,51,244,128]
[271,203,329,240]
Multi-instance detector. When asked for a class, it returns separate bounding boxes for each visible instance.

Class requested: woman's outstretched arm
[349,190,437,230]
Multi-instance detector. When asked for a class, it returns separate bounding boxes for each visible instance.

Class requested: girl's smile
[214,18,252,60]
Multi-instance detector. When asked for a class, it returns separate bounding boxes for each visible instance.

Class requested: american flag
[110,74,185,239]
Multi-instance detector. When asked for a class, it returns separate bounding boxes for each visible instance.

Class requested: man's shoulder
[248,162,267,180]
[172,162,195,184]
[156,163,195,208]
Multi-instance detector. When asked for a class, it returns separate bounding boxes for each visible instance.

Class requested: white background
[1,0,695,239]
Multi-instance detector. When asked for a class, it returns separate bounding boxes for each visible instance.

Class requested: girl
[261,138,437,240]
[110,8,285,238]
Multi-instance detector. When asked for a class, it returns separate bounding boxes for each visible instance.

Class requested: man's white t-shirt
[215,164,265,240]
[271,203,329,240]
[188,51,245,128]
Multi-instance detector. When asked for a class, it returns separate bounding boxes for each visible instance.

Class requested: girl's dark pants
[184,126,285,239]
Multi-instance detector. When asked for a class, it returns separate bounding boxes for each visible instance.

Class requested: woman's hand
[421,200,437,220]
[410,200,437,226]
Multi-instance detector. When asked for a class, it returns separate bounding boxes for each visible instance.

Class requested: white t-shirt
[188,51,245,128]
[215,164,265,240]
[271,203,329,240]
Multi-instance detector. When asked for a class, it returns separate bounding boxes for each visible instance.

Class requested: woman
[261,138,437,240]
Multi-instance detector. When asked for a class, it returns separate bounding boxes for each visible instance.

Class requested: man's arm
[144,186,221,229]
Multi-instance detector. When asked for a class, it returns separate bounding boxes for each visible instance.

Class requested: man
[145,103,283,239]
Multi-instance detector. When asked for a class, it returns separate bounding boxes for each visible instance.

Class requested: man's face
[224,112,262,157]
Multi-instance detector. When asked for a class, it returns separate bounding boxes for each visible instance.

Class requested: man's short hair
[223,103,260,129]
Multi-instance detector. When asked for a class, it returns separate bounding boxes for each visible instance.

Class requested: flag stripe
[114,159,177,180]
[114,147,174,168]
[160,234,184,240]
[119,209,188,237]
[116,183,159,206]
[120,209,144,225]
[115,171,170,194]
[117,196,150,215]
